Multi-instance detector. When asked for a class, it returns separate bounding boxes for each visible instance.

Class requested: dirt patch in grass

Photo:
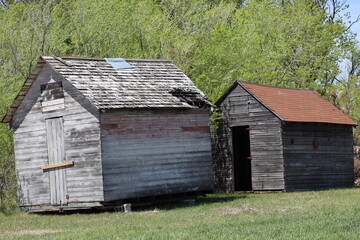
[0,229,88,239]
[146,209,160,214]
[1,229,72,238]
[16,229,64,235]
[213,206,294,215]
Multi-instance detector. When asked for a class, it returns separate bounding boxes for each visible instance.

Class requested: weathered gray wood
[42,104,65,112]
[101,109,213,201]
[282,122,354,191]
[9,57,213,212]
[12,64,104,211]
[45,117,67,205]
[212,84,284,192]
[41,98,64,107]
[213,82,355,193]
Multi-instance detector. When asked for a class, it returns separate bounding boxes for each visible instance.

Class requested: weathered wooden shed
[212,81,357,192]
[2,56,213,212]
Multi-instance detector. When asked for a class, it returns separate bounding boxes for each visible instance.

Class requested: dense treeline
[0,0,359,207]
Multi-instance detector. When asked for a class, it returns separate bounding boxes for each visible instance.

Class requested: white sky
[345,0,360,42]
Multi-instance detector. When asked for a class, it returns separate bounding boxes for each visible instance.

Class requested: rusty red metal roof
[241,81,357,125]
[219,81,356,126]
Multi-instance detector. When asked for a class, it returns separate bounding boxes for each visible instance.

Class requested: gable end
[216,81,284,122]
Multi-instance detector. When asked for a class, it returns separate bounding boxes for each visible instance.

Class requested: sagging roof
[2,56,211,123]
[217,81,357,126]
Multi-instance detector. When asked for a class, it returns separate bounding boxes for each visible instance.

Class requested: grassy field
[1,188,360,239]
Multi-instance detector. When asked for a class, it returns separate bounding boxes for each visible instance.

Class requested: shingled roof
[217,81,357,126]
[2,56,211,123]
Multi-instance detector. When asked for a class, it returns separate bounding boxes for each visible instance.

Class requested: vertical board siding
[45,117,67,205]
[282,122,354,191]
[212,84,285,192]
[101,109,213,201]
[211,120,233,192]
[13,64,103,211]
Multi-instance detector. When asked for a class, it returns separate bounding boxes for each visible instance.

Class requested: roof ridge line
[43,56,172,63]
[125,59,172,63]
[238,81,313,91]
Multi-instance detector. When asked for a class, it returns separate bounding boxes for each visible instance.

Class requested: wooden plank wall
[40,82,65,112]
[45,117,67,205]
[282,122,354,191]
[100,108,213,201]
[12,64,104,211]
[211,116,233,193]
[213,84,285,192]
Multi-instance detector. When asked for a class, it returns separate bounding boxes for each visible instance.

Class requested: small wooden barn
[212,81,357,192]
[2,56,213,212]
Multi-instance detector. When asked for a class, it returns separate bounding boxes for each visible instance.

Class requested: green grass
[1,188,360,239]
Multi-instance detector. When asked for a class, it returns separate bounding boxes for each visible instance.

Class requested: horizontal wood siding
[282,122,354,191]
[101,109,213,201]
[213,84,284,192]
[13,64,103,211]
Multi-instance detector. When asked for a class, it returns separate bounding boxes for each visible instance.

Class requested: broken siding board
[41,98,64,107]
[42,104,65,112]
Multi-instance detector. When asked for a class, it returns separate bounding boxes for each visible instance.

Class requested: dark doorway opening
[232,126,252,191]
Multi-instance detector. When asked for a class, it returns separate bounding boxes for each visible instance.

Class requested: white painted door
[46,117,67,205]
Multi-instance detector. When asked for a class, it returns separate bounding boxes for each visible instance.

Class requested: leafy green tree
[331,45,360,145]
[187,0,355,101]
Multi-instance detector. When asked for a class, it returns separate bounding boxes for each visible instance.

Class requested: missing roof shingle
[170,88,210,109]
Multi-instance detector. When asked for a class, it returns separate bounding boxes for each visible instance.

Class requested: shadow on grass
[196,194,247,205]
[136,193,247,211]
[31,193,248,215]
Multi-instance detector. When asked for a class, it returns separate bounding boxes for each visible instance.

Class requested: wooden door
[232,126,252,191]
[46,117,67,205]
